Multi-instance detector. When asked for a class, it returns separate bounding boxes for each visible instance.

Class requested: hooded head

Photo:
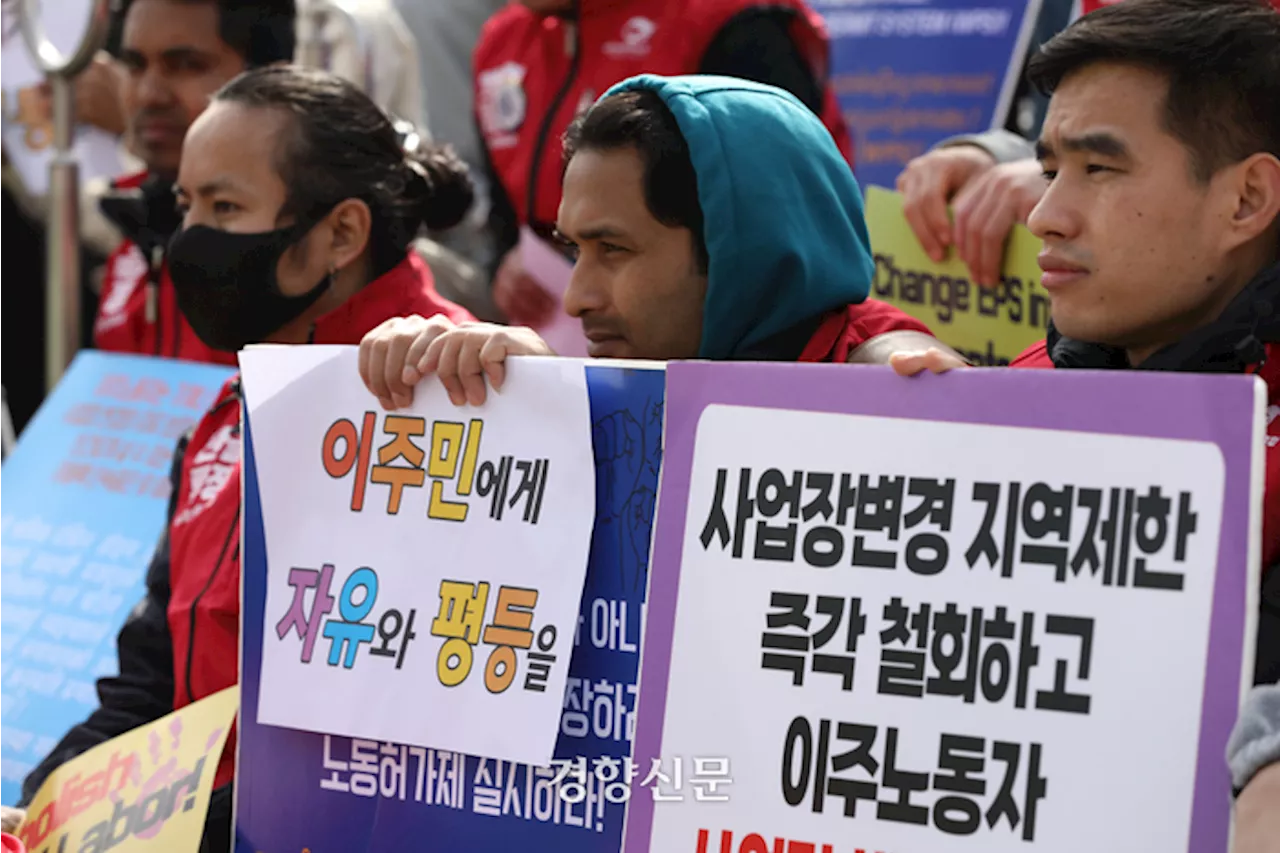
[558,73,873,361]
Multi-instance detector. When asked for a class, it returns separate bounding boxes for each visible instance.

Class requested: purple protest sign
[624,362,1262,853]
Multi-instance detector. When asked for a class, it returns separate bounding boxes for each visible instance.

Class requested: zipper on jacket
[181,379,243,704]
[184,507,239,705]
[171,290,181,358]
[148,245,163,356]
[524,6,581,229]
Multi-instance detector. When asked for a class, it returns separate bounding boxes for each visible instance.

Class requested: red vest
[167,253,475,789]
[94,173,238,367]
[1013,339,1280,573]
[800,299,931,363]
[474,0,853,233]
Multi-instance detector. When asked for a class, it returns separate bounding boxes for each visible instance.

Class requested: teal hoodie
[603,74,874,361]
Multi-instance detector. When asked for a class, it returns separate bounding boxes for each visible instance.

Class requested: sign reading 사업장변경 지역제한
[625,361,1261,853]
[238,344,597,770]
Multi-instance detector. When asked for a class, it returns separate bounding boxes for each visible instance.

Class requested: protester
[475,0,855,328]
[17,66,475,851]
[890,0,1280,686]
[359,75,956,410]
[93,0,295,365]
[1229,681,1280,853]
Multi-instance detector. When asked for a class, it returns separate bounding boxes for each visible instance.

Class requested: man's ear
[1227,153,1280,251]
[326,198,373,272]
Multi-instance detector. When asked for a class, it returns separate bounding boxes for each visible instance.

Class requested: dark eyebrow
[174,178,241,198]
[576,226,627,241]
[1036,132,1130,161]
[120,45,211,66]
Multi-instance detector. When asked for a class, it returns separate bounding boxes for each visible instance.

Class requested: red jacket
[801,299,931,363]
[475,0,853,234]
[94,173,238,366]
[19,253,475,802]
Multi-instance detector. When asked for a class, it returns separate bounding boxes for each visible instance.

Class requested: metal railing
[17,0,112,393]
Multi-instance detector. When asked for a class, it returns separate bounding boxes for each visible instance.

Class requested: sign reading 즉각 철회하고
[625,362,1261,853]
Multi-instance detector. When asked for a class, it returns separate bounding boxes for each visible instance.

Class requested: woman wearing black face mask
[17,66,476,853]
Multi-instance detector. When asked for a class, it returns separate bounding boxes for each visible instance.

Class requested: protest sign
[14,686,237,853]
[864,186,1048,364]
[238,346,597,767]
[624,362,1262,853]
[235,361,666,852]
[813,0,1042,191]
[1,352,235,806]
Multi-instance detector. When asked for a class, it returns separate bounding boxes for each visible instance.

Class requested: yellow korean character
[431,580,490,687]
[481,586,538,694]
[369,415,427,514]
[427,419,483,522]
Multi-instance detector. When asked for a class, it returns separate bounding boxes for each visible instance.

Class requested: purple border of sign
[623,362,1259,852]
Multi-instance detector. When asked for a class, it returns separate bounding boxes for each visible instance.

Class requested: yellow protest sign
[865,186,1050,365]
[15,686,238,853]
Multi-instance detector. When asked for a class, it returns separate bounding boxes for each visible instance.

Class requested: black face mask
[167,221,332,352]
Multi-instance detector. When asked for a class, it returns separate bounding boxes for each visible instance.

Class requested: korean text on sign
[242,346,595,768]
[627,363,1256,853]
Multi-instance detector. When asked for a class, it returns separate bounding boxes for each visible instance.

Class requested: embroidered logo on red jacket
[173,424,240,528]
[604,16,656,58]
[96,246,148,334]
[477,61,528,150]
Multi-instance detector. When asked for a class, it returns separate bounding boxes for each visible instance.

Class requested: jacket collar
[311,252,451,345]
[99,171,183,260]
[1048,261,1280,373]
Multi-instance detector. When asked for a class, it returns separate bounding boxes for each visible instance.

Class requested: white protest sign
[626,363,1262,853]
[239,345,596,767]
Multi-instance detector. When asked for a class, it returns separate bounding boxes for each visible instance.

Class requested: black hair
[1028,0,1280,182]
[215,65,474,275]
[562,89,708,273]
[117,0,296,67]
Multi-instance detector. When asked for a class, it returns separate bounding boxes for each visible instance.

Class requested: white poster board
[625,362,1263,853]
[239,345,597,767]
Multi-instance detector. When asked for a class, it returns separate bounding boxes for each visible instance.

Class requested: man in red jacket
[93,0,295,364]
[892,0,1280,687]
[476,0,854,327]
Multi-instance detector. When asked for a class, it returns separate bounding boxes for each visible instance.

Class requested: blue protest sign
[235,362,665,852]
[814,0,1043,191]
[0,351,235,805]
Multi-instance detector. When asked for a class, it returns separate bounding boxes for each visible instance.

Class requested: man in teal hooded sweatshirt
[358,74,956,408]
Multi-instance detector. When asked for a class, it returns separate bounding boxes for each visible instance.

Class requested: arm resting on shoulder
[1228,681,1280,795]
[937,129,1036,165]
[847,331,968,365]
[18,433,189,806]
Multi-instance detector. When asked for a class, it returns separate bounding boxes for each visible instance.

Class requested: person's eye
[601,242,628,254]
[1085,164,1114,175]
[212,200,240,215]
